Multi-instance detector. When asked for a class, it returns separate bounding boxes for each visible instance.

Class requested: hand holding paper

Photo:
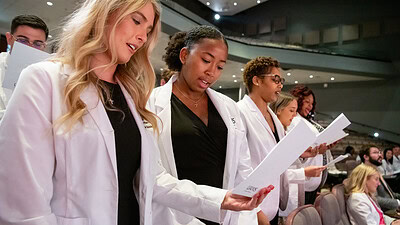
[233,120,317,197]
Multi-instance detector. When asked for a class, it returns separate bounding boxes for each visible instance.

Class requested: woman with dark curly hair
[288,85,337,204]
[147,25,273,225]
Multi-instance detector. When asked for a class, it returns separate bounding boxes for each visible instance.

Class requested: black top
[271,118,280,143]
[171,94,227,225]
[102,81,141,225]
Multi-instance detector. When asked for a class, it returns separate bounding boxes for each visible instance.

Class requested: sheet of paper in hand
[233,120,317,197]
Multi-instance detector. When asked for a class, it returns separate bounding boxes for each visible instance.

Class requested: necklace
[174,83,204,108]
[107,84,115,105]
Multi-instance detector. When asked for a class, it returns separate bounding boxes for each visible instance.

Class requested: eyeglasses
[12,35,46,50]
[260,74,285,85]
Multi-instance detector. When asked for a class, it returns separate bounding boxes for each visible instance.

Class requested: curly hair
[162,25,227,71]
[160,68,175,83]
[290,85,316,120]
[242,56,280,93]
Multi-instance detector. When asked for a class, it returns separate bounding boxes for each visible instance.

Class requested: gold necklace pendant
[175,83,204,108]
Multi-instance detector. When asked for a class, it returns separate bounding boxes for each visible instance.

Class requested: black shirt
[102,81,141,225]
[171,94,227,225]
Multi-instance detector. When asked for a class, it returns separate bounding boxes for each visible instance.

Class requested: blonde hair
[53,0,160,133]
[269,92,297,115]
[345,164,379,199]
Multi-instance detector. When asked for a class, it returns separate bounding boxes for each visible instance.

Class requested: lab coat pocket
[56,216,90,225]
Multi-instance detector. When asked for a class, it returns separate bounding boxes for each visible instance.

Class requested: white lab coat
[288,113,332,192]
[0,61,228,225]
[278,159,306,217]
[236,95,285,220]
[0,51,11,120]
[347,193,394,225]
[147,75,256,225]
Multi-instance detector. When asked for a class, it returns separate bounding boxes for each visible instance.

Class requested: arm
[0,64,57,224]
[257,211,270,225]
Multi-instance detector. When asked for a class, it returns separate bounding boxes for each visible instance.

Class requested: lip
[127,43,138,54]
[199,78,210,89]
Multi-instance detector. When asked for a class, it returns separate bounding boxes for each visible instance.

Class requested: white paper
[314,113,351,146]
[3,42,50,90]
[232,120,317,197]
[324,154,349,167]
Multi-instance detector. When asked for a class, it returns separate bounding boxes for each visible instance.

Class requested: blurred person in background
[0,14,48,120]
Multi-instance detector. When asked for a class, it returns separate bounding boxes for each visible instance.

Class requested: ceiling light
[241,68,244,71]
[287,72,291,76]
[232,75,236,78]
[48,34,52,38]
[257,0,261,3]
[234,2,237,6]
[214,14,221,20]
[373,132,379,137]
[47,1,53,6]
[294,81,298,84]
[323,83,328,88]
[241,33,244,36]
[219,85,222,89]
[330,77,335,81]
[206,1,210,6]
[63,28,67,31]
[234,80,238,83]
[309,75,314,78]
[160,68,164,71]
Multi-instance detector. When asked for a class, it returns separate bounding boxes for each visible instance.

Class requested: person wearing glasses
[236,56,287,225]
[0,14,48,120]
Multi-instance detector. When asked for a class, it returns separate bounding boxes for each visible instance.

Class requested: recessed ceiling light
[232,75,236,78]
[309,75,314,78]
[160,68,164,71]
[257,0,261,4]
[330,77,335,81]
[48,34,52,38]
[241,68,244,71]
[374,132,379,137]
[206,1,210,6]
[294,81,298,84]
[323,83,328,88]
[234,2,237,6]
[47,1,53,6]
[234,80,238,83]
[241,33,244,36]
[214,14,220,20]
[219,85,222,89]
[287,72,291,76]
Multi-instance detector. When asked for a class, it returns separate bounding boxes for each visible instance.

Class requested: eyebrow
[133,11,153,32]
[204,52,226,63]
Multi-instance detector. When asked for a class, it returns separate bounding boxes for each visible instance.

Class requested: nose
[136,28,148,44]
[205,64,216,77]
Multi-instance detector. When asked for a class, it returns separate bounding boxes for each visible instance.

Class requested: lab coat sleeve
[0,64,58,224]
[152,154,228,223]
[286,168,306,184]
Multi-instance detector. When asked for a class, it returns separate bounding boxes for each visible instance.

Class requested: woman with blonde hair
[346,164,399,225]
[0,0,271,224]
[269,93,325,218]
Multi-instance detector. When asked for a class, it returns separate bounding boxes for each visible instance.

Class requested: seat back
[345,160,360,176]
[314,192,344,225]
[332,184,351,225]
[286,204,322,225]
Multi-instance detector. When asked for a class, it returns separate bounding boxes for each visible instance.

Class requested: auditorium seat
[332,184,351,225]
[314,192,344,225]
[286,204,322,225]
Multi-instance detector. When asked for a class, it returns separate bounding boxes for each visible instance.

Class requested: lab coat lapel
[153,75,178,176]
[79,83,118,178]
[267,105,285,140]
[207,89,237,189]
[243,95,277,143]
